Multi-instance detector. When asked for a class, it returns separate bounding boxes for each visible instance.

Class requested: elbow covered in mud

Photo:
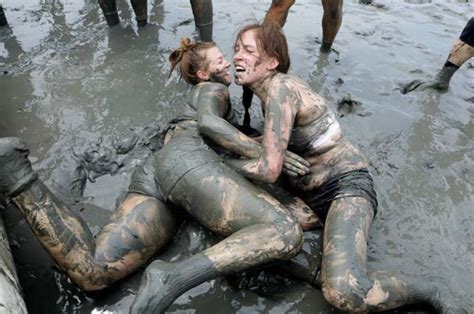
[257,161,281,183]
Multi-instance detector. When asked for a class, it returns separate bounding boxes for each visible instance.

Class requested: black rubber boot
[190,0,213,42]
[432,64,459,90]
[99,0,120,26]
[104,11,120,26]
[0,137,37,197]
[0,5,8,27]
[131,0,148,27]
[130,256,217,313]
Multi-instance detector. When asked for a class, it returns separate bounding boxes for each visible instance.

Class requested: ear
[266,57,279,71]
[197,69,210,81]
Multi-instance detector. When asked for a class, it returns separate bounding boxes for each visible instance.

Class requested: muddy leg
[401,18,474,93]
[0,5,8,27]
[98,0,120,26]
[130,0,147,27]
[130,162,303,313]
[15,185,175,291]
[271,229,323,288]
[190,0,213,42]
[321,197,443,311]
[264,0,295,27]
[1,138,176,291]
[434,18,474,89]
[321,0,343,53]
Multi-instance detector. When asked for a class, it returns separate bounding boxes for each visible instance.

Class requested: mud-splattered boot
[0,5,8,27]
[131,0,148,27]
[431,64,459,91]
[190,0,213,42]
[0,137,37,197]
[98,0,120,26]
[130,256,217,314]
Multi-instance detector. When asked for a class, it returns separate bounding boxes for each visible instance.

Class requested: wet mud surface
[1,0,473,313]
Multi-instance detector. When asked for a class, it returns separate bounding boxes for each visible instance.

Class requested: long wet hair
[169,37,216,85]
[235,22,290,74]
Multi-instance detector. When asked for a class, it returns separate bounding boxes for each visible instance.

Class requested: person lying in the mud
[401,17,474,94]
[129,37,329,313]
[223,22,456,313]
[0,38,320,297]
[0,137,177,291]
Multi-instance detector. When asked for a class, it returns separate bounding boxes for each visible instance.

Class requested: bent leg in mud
[321,196,461,312]
[1,138,176,291]
[321,197,410,311]
[130,133,303,313]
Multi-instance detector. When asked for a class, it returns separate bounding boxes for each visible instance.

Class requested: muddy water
[1,0,473,313]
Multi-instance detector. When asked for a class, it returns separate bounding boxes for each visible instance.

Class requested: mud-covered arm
[226,84,298,183]
[197,83,263,158]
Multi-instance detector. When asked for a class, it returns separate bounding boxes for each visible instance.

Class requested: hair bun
[179,37,195,52]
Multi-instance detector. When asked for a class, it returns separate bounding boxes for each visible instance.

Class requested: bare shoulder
[197,82,229,97]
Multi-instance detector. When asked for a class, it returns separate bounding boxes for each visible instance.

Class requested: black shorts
[460,17,474,47]
[299,169,378,223]
[128,157,164,201]
[127,126,217,202]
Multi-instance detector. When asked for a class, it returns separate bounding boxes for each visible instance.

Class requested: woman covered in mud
[128,38,324,313]
[223,21,458,313]
[0,37,320,311]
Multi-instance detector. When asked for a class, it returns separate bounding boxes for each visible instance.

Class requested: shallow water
[1,0,473,313]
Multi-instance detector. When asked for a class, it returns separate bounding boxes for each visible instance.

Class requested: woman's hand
[282,150,310,177]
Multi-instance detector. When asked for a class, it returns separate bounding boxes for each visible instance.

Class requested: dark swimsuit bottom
[127,123,222,202]
[129,119,378,225]
[299,169,378,223]
[460,17,474,46]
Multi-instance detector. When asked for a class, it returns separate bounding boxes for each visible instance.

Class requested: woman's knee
[322,0,342,20]
[276,220,304,257]
[324,8,342,21]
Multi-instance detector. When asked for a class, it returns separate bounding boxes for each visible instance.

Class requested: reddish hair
[169,37,216,85]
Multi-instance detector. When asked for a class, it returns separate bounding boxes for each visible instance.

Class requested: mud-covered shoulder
[197,82,229,98]
[266,73,305,113]
[268,73,313,99]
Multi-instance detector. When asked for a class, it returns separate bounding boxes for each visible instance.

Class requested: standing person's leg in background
[432,17,474,90]
[321,0,343,53]
[400,17,474,94]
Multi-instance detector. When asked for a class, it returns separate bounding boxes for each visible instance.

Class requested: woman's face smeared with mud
[233,29,276,87]
[203,46,232,86]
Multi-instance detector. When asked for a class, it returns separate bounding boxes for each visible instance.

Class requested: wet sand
[1,0,473,313]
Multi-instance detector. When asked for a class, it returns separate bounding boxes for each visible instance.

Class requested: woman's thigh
[321,196,374,288]
[154,132,294,235]
[171,163,295,235]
